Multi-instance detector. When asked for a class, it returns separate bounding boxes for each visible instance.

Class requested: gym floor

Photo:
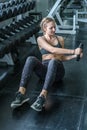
[0,21,87,130]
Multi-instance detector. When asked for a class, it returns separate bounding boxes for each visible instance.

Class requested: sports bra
[40,36,62,55]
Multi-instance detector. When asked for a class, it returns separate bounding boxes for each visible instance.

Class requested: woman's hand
[80,52,83,58]
[74,48,82,55]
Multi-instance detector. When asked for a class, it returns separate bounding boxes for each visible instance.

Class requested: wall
[35,0,55,17]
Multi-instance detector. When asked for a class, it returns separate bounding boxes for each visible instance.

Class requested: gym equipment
[0,0,40,66]
[75,0,87,23]
[47,0,77,34]
[0,0,40,86]
[76,43,83,61]
[0,1,36,22]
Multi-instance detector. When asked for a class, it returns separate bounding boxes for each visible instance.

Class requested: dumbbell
[18,19,34,29]
[0,26,21,46]
[17,2,29,15]
[7,23,30,44]
[18,18,38,34]
[0,6,17,22]
[0,32,9,40]
[0,28,15,37]
[17,4,23,14]
[76,43,83,61]
[10,6,18,17]
[29,1,36,10]
[9,0,16,6]
[0,3,3,10]
[14,21,30,30]
[0,10,7,21]
[9,22,24,31]
[22,26,35,39]
[0,31,16,49]
[0,8,14,21]
[25,15,40,25]
[5,25,20,34]
[22,16,38,29]
[23,2,32,12]
[5,26,22,45]
[21,3,27,13]
[0,3,6,10]
[23,17,40,33]
[26,2,31,11]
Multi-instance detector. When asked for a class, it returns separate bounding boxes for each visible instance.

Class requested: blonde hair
[40,17,56,32]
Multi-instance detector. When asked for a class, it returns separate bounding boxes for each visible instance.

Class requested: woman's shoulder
[57,35,64,42]
[37,35,44,41]
[37,36,46,47]
[56,35,64,47]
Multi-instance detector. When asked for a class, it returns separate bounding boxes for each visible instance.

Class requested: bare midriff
[42,54,63,61]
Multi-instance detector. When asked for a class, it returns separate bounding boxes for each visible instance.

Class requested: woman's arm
[37,36,82,56]
[61,55,77,61]
[37,36,75,55]
[61,52,83,61]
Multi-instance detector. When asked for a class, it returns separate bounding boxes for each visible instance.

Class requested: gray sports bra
[40,36,62,55]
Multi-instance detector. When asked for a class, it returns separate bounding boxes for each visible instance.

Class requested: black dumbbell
[19,18,39,34]
[9,0,16,6]
[0,10,7,21]
[22,16,37,27]
[0,28,15,37]
[0,3,6,10]
[0,32,9,40]
[5,25,20,34]
[0,3,3,10]
[18,19,33,28]
[29,1,36,10]
[25,15,40,24]
[10,22,23,31]
[17,4,23,14]
[0,8,13,20]
[14,21,29,29]
[26,2,31,11]
[76,43,83,61]
[23,16,40,32]
[11,6,18,17]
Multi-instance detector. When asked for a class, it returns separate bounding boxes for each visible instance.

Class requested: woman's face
[44,21,56,36]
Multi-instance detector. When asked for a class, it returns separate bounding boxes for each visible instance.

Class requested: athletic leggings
[19,56,65,91]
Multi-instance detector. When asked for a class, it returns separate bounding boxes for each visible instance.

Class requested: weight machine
[47,0,77,34]
[76,0,87,23]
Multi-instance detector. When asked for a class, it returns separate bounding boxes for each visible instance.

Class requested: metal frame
[76,0,87,23]
[47,0,77,34]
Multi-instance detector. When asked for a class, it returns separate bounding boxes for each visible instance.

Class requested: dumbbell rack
[0,0,42,85]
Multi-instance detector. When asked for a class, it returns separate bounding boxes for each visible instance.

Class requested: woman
[11,17,83,111]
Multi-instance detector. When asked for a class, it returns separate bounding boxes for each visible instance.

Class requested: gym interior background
[0,0,87,130]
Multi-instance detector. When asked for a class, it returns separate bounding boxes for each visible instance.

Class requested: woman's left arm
[57,36,83,61]
[61,52,83,61]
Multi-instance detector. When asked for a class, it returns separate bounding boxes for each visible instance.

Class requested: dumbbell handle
[76,43,83,61]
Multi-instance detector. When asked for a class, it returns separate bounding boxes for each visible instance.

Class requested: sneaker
[31,96,46,112]
[11,92,30,109]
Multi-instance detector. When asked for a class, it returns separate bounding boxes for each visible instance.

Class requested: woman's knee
[26,56,37,64]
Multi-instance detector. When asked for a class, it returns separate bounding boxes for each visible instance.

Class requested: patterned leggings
[19,56,65,91]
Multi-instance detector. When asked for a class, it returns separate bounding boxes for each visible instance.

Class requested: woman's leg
[31,59,65,111]
[11,56,47,109]
[18,56,47,93]
[40,59,65,93]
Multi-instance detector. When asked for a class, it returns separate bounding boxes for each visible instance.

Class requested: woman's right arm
[37,36,81,55]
